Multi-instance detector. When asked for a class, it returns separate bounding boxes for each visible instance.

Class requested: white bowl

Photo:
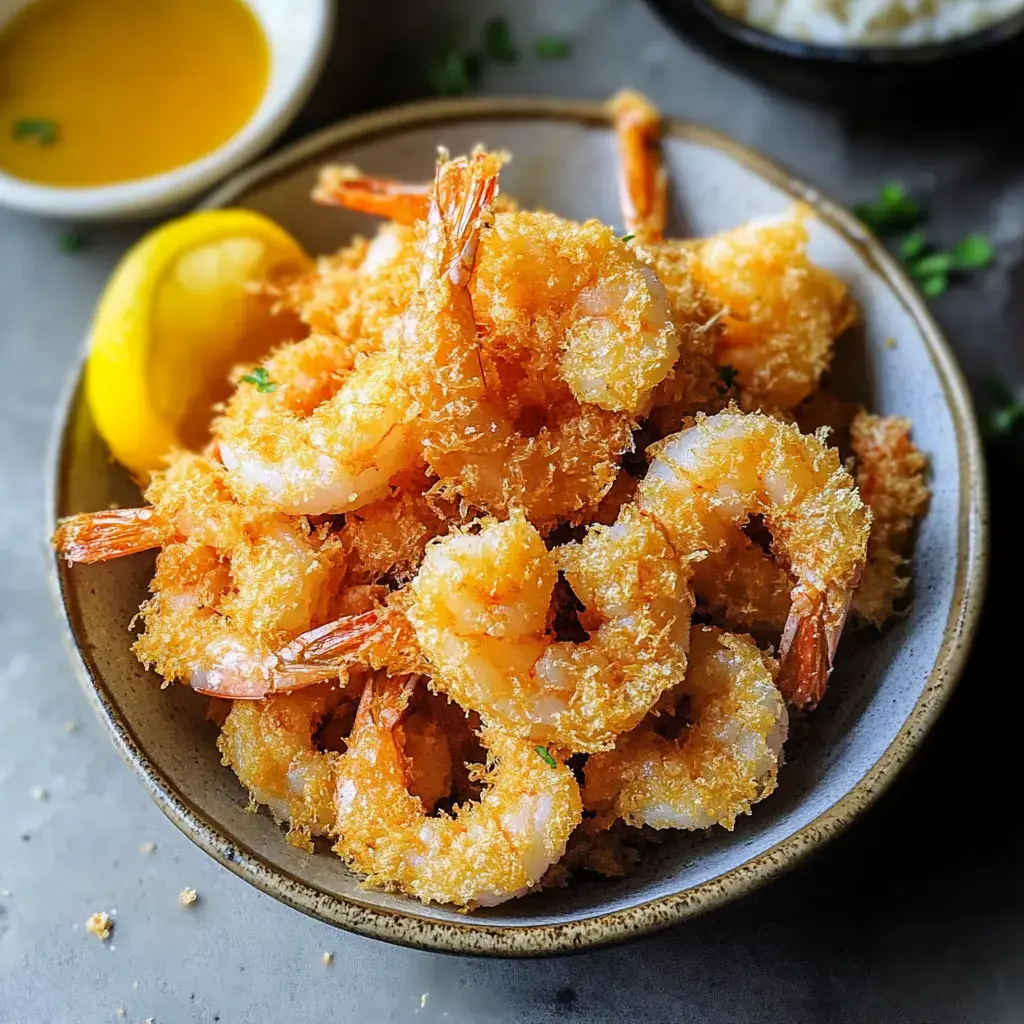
[0,0,333,220]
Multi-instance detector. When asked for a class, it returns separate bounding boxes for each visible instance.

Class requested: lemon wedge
[85,209,312,478]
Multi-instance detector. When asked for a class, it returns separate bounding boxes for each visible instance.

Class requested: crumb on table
[322,951,333,965]
[178,887,198,907]
[85,911,113,941]
[139,841,156,855]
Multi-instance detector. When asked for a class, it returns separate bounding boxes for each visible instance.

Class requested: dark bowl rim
[654,0,1024,65]
[48,95,988,957]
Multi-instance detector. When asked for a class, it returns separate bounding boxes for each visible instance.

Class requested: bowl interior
[54,104,981,952]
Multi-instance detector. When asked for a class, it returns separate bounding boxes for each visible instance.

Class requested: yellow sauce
[0,0,269,187]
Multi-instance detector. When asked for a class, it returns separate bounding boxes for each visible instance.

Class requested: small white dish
[0,0,334,220]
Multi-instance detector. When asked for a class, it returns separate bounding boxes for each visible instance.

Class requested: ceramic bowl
[0,0,333,220]
[49,97,987,956]
[646,0,1024,109]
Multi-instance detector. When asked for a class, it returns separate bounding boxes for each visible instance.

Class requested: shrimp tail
[277,606,427,678]
[609,89,667,245]
[428,149,506,287]
[277,610,386,671]
[313,164,431,225]
[52,508,173,565]
[777,585,854,710]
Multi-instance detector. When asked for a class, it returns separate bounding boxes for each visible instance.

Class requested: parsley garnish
[58,230,87,253]
[985,378,1024,441]
[620,233,636,243]
[854,183,922,234]
[535,36,572,59]
[535,745,557,768]
[241,366,278,393]
[427,51,481,96]
[12,117,59,146]
[483,17,519,63]
[951,232,994,270]
[898,230,927,262]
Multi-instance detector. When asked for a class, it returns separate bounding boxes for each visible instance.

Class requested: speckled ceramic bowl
[49,98,987,956]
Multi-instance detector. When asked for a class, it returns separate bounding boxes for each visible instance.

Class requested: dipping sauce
[711,0,1024,46]
[0,0,269,187]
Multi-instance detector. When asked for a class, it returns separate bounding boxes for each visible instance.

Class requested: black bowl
[646,0,1024,111]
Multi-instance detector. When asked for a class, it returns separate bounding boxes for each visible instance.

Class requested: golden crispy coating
[584,627,785,830]
[694,209,856,414]
[850,412,930,626]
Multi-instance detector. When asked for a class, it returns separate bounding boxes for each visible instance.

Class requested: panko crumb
[322,951,333,965]
[30,786,49,801]
[884,336,897,349]
[63,720,79,733]
[420,993,429,1010]
[139,841,156,855]
[115,1005,125,1018]
[85,911,113,941]
[178,888,198,907]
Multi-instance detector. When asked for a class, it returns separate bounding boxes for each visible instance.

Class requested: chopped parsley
[483,17,519,63]
[620,233,636,243]
[898,230,928,262]
[535,745,557,768]
[12,117,59,146]
[241,366,278,393]
[951,232,994,270]
[985,378,1024,441]
[427,51,481,97]
[854,183,922,234]
[58,230,87,253]
[535,36,572,59]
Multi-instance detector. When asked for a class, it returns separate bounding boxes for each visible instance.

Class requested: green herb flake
[483,17,519,63]
[620,232,636,243]
[920,273,948,298]
[908,252,953,279]
[534,36,572,59]
[241,366,278,393]
[951,232,994,271]
[854,182,922,234]
[427,51,480,97]
[12,117,59,146]
[984,378,1024,440]
[534,745,557,768]
[58,230,87,253]
[898,230,928,262]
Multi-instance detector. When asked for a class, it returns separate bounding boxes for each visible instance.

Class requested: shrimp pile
[53,91,930,909]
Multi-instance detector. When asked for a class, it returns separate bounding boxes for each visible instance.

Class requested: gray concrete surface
[2,1,1023,1021]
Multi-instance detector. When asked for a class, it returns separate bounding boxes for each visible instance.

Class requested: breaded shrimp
[405,504,692,751]
[584,627,787,830]
[218,684,347,850]
[216,150,504,514]
[638,409,870,709]
[53,454,349,698]
[850,412,930,626]
[693,210,856,414]
[332,674,582,907]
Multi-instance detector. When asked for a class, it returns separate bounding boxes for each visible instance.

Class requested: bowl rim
[659,0,1024,65]
[0,0,334,220]
[49,95,989,957]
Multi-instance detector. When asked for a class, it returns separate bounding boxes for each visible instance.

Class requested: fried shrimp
[584,627,787,830]
[332,674,582,907]
[693,209,856,414]
[404,504,693,751]
[850,412,930,626]
[53,454,349,698]
[217,150,504,515]
[638,409,870,709]
[474,209,680,416]
[218,684,346,849]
